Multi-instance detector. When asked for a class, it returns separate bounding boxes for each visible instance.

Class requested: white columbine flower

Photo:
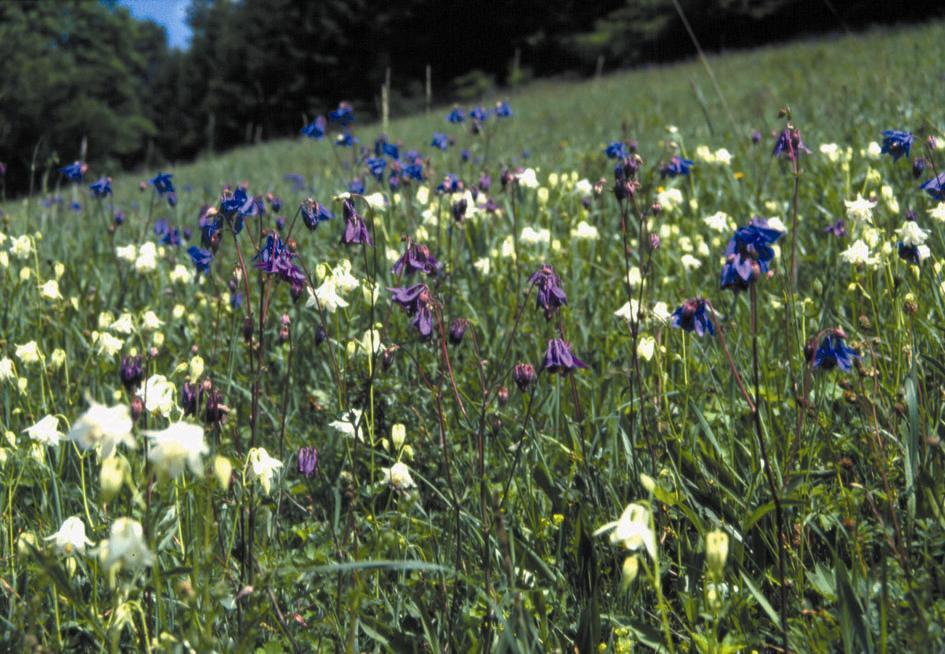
[330,409,365,442]
[140,310,164,331]
[94,332,124,357]
[594,503,657,560]
[651,302,672,323]
[474,257,491,275]
[46,516,93,556]
[15,341,42,365]
[145,422,208,479]
[247,447,283,495]
[307,278,348,313]
[637,336,656,362]
[138,374,175,417]
[840,239,878,266]
[169,263,194,284]
[844,194,877,223]
[109,312,135,335]
[570,221,599,240]
[866,141,882,159]
[116,244,137,262]
[656,188,683,212]
[703,211,731,232]
[382,461,417,490]
[99,518,153,571]
[40,279,63,301]
[23,415,63,446]
[681,254,702,271]
[516,168,539,189]
[134,242,158,273]
[520,226,551,245]
[573,178,593,196]
[364,192,387,210]
[614,299,640,323]
[68,400,135,459]
[897,221,929,247]
[819,143,841,162]
[713,148,733,165]
[929,203,945,223]
[10,235,33,259]
[0,357,15,381]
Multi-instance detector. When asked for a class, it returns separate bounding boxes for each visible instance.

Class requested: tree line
[0,0,935,197]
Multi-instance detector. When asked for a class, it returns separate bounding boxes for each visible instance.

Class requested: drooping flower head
[542,338,587,375]
[335,130,358,148]
[431,132,450,150]
[605,141,629,160]
[494,100,512,118]
[389,284,435,339]
[298,446,318,478]
[59,161,88,181]
[348,177,365,194]
[513,362,536,390]
[920,172,945,201]
[469,106,488,123]
[253,234,304,289]
[806,329,859,372]
[341,199,372,246]
[436,173,463,194]
[150,172,176,206]
[447,107,465,124]
[89,177,112,198]
[880,130,913,162]
[366,156,386,181]
[720,219,784,292]
[120,355,144,391]
[301,115,326,139]
[528,264,568,320]
[772,127,811,161]
[327,101,354,126]
[824,219,846,238]
[188,246,213,274]
[300,198,333,231]
[660,156,694,178]
[392,240,441,277]
[374,135,400,159]
[671,298,715,337]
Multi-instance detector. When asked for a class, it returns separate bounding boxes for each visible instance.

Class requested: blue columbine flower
[348,178,365,194]
[809,332,859,371]
[151,172,174,195]
[389,283,435,339]
[772,128,811,160]
[660,156,694,178]
[335,130,358,147]
[301,116,327,139]
[605,141,628,159]
[824,219,846,237]
[403,159,424,181]
[671,298,715,336]
[154,219,181,246]
[720,219,784,292]
[328,101,354,126]
[70,201,82,213]
[60,161,87,181]
[89,177,112,198]
[366,157,386,181]
[436,173,462,194]
[374,136,399,159]
[542,338,587,374]
[880,130,913,162]
[253,234,305,289]
[528,264,568,320]
[188,246,213,274]
[470,106,488,122]
[494,100,512,117]
[284,173,305,191]
[431,132,450,150]
[301,199,333,231]
[920,172,945,201]
[447,107,465,124]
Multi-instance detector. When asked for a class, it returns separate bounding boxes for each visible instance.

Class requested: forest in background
[0,0,936,196]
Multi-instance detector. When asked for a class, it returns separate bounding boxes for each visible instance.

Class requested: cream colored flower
[573,178,593,196]
[94,332,124,357]
[0,357,15,381]
[134,242,158,273]
[681,254,702,271]
[594,503,657,559]
[15,341,42,365]
[10,235,33,260]
[109,313,135,335]
[116,244,137,262]
[39,279,63,301]
[570,221,599,240]
[520,226,550,245]
[169,264,194,284]
[930,203,945,223]
[516,168,539,189]
[145,422,208,479]
[23,415,63,446]
[45,517,93,556]
[247,447,282,495]
[138,374,175,417]
[637,336,656,361]
[381,461,416,490]
[99,518,153,571]
[844,194,876,223]
[330,409,365,442]
[140,310,164,331]
[703,211,731,232]
[614,299,640,323]
[897,221,929,247]
[840,239,878,266]
[819,143,841,162]
[68,400,135,459]
[656,188,683,212]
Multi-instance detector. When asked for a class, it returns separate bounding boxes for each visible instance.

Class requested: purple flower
[720,219,784,292]
[393,241,440,276]
[205,388,228,425]
[436,174,462,194]
[528,264,568,320]
[448,318,469,345]
[494,100,512,118]
[366,157,386,181]
[470,106,488,123]
[59,161,87,181]
[920,172,945,201]
[150,172,174,195]
[188,246,213,274]
[751,130,762,144]
[478,174,492,193]
[301,115,326,139]
[513,362,536,390]
[301,199,333,231]
[89,177,112,198]
[113,210,125,225]
[298,446,318,478]
[254,234,305,288]
[389,283,435,339]
[447,107,465,124]
[181,381,201,416]
[155,220,181,246]
[880,130,913,162]
[341,199,372,246]
[824,219,846,238]
[431,132,450,150]
[671,299,715,337]
[120,355,143,391]
[266,193,282,212]
[660,156,694,178]
[772,128,811,160]
[348,178,365,194]
[542,338,586,374]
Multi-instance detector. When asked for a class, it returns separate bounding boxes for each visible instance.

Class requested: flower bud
[391,424,406,450]
[242,315,254,343]
[382,345,399,371]
[130,395,145,422]
[513,362,536,391]
[100,455,127,502]
[497,386,509,407]
[314,325,327,347]
[620,555,639,589]
[448,318,469,345]
[705,529,729,578]
[213,456,233,490]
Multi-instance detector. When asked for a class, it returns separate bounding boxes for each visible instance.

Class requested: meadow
[2,19,945,653]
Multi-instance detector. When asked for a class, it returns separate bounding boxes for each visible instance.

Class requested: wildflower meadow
[3,18,945,653]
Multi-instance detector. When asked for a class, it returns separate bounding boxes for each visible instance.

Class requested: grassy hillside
[2,19,945,652]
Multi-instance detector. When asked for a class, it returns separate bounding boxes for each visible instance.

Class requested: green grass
[2,19,945,652]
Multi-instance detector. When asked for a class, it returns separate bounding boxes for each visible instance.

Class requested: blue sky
[119,0,192,49]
